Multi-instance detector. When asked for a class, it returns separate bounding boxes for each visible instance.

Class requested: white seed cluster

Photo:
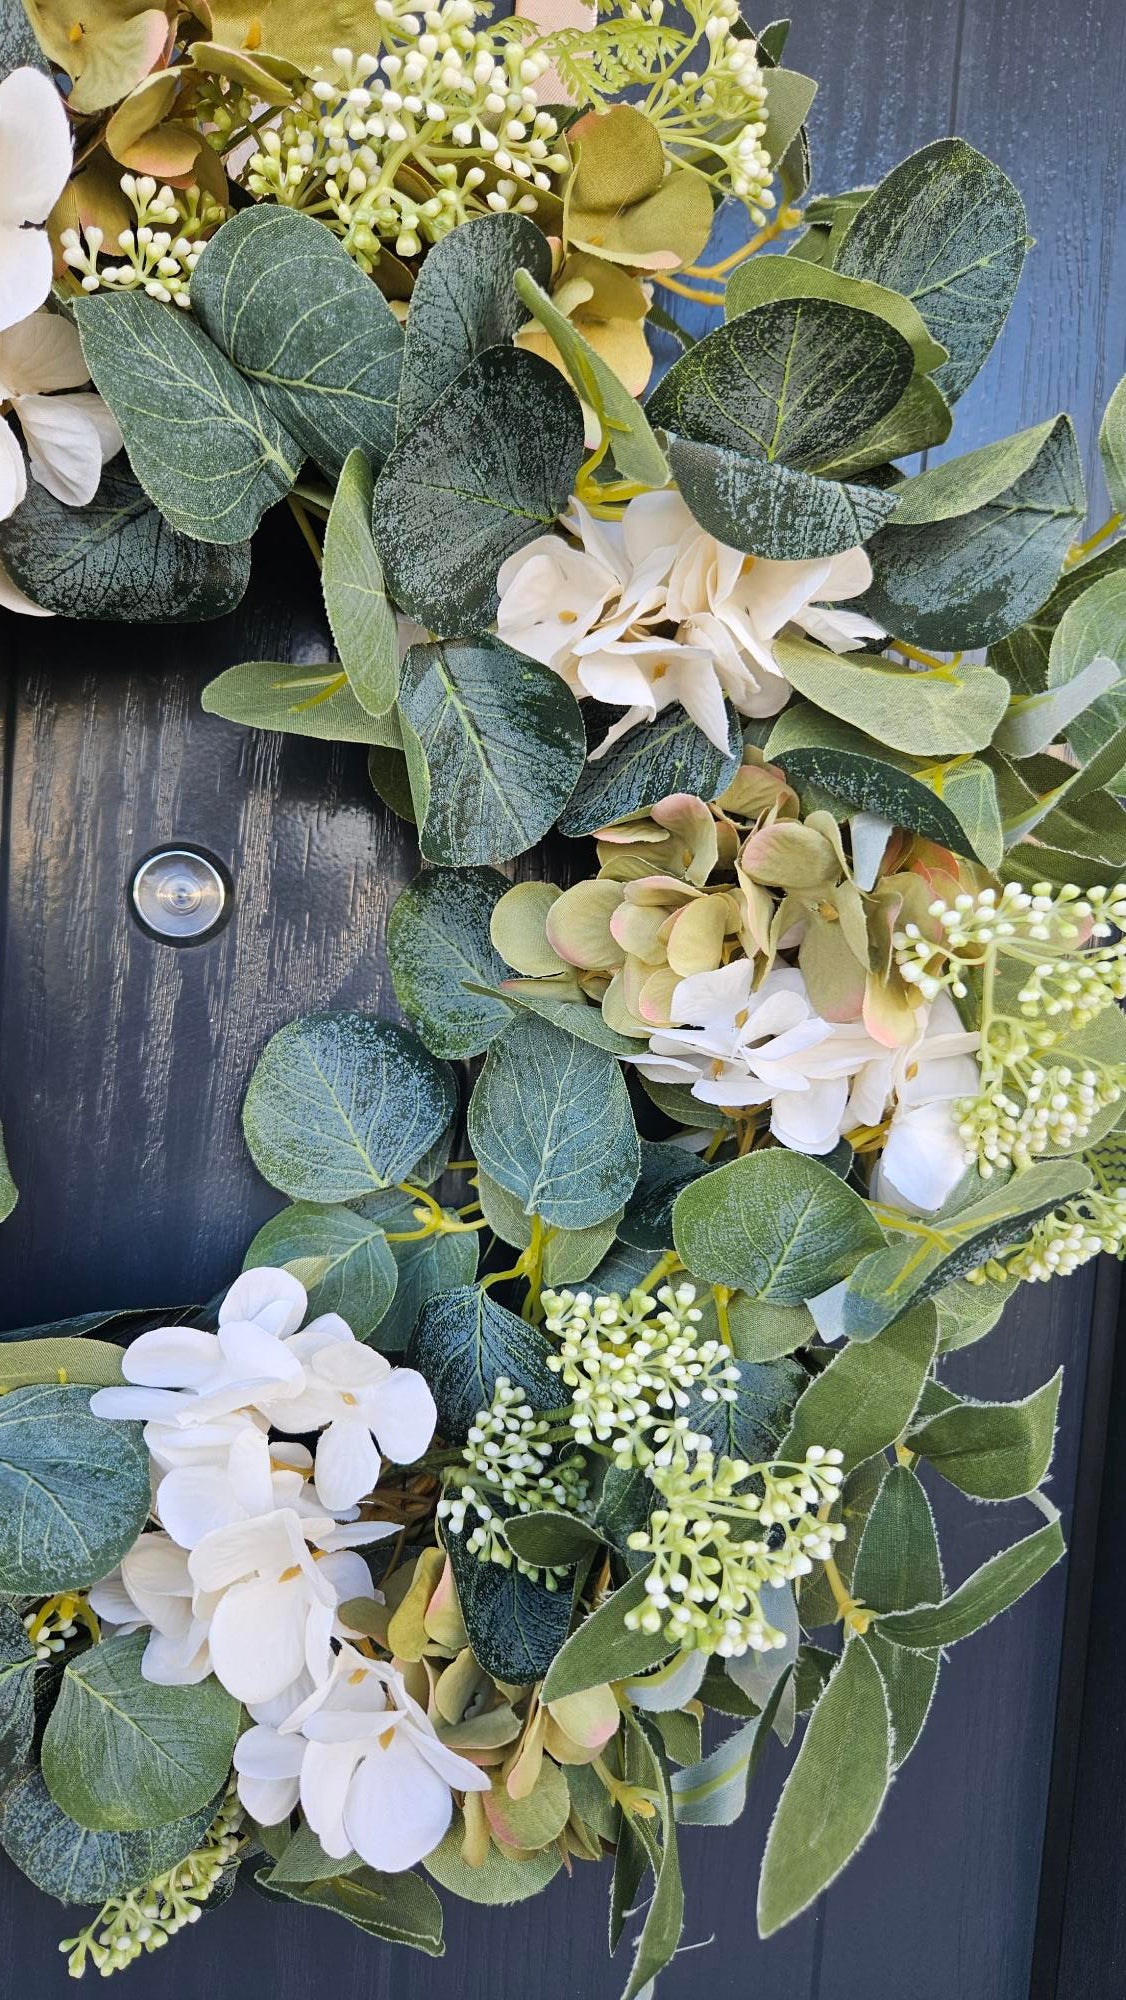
[541,1282,741,1468]
[60,1790,242,1977]
[438,1376,585,1588]
[244,22,567,268]
[624,1442,846,1657]
[22,1601,78,1662]
[987,1186,1126,1284]
[60,177,225,309]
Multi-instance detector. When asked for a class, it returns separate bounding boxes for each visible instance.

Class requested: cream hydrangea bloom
[496,491,883,756]
[633,962,979,1211]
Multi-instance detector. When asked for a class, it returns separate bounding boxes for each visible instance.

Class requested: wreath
[0,0,1124,1987]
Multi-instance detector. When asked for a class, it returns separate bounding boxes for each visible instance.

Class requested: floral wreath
[0,0,1124,1987]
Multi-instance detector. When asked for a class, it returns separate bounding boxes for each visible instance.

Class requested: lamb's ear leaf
[397,637,586,867]
[467,1013,640,1231]
[909,1368,1062,1501]
[0,461,251,619]
[832,137,1028,402]
[321,450,399,718]
[874,1510,1065,1650]
[646,297,914,471]
[541,1564,676,1701]
[858,416,1086,651]
[757,1636,892,1935]
[372,347,584,632]
[242,1012,457,1201]
[73,291,301,544]
[191,204,403,478]
[852,1464,943,1768]
[398,212,552,435]
[779,1307,938,1469]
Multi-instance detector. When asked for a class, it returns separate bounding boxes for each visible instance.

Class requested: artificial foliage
[0,0,1125,1988]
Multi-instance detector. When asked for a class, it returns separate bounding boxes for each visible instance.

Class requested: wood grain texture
[0,3,1121,1996]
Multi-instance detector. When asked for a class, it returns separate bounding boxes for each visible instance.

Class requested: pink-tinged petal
[0,225,52,334]
[344,1731,454,1872]
[219,1267,307,1337]
[17,393,108,506]
[122,1326,219,1390]
[313,1417,381,1512]
[301,1739,367,1860]
[0,70,72,224]
[368,1370,436,1465]
[0,415,26,520]
[208,1577,310,1704]
[90,1385,186,1422]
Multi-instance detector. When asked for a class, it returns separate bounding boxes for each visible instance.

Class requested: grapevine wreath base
[0,0,1125,1988]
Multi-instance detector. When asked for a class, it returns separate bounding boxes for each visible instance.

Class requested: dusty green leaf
[833,138,1027,402]
[780,1305,939,1469]
[852,1464,942,1766]
[255,1860,443,1953]
[191,206,403,477]
[74,291,301,544]
[672,1151,885,1305]
[475,1168,621,1283]
[350,1190,479,1353]
[513,266,669,488]
[243,1012,456,1202]
[910,1369,1061,1500]
[757,1636,891,1935]
[388,866,512,1059]
[0,1770,220,1907]
[560,698,741,836]
[541,1565,674,1701]
[407,1285,557,1441]
[0,1384,151,1595]
[372,346,584,631]
[774,635,1010,758]
[398,212,552,434]
[398,637,585,867]
[1099,374,1126,515]
[725,255,947,376]
[0,1337,125,1389]
[321,449,399,717]
[670,436,900,561]
[875,1512,1064,1649]
[446,1533,572,1685]
[202,660,402,743]
[468,1013,639,1231]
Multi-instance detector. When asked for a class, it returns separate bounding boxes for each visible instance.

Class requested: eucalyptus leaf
[875,1512,1064,1650]
[647,298,914,472]
[620,1140,711,1252]
[817,372,953,479]
[475,1168,621,1283]
[1049,567,1126,780]
[910,1369,1061,1500]
[202,660,402,744]
[0,460,251,620]
[446,1532,572,1684]
[406,1285,558,1440]
[372,346,584,630]
[191,205,403,477]
[473,984,640,1056]
[322,449,399,717]
[343,1190,478,1352]
[468,1013,639,1231]
[724,255,947,376]
[242,1200,398,1339]
[243,1012,456,1202]
[988,539,1126,697]
[388,866,511,1059]
[0,1384,151,1595]
[833,138,1027,402]
[0,1770,220,1907]
[42,1633,240,1832]
[774,635,1010,757]
[686,1354,807,1464]
[993,656,1121,759]
[860,416,1086,651]
[670,436,901,562]
[0,1605,35,1792]
[757,1636,891,1935]
[74,291,301,544]
[397,637,585,866]
[560,698,741,836]
[398,212,552,434]
[672,1151,885,1304]
[1099,373,1126,515]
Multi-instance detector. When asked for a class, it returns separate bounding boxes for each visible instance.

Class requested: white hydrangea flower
[233,1643,490,1871]
[496,491,883,755]
[0,68,72,333]
[0,309,121,517]
[633,963,980,1207]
